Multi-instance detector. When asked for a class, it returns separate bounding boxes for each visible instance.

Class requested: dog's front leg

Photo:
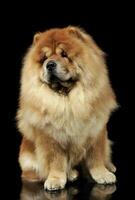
[36,133,67,190]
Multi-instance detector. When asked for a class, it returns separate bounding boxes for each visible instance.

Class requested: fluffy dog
[17,26,117,190]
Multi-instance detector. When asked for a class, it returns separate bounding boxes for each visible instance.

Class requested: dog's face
[38,42,79,92]
[31,27,84,93]
[29,26,103,94]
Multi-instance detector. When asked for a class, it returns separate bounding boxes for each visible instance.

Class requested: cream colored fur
[17,26,117,190]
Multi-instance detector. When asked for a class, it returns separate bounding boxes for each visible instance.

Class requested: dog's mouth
[48,74,77,94]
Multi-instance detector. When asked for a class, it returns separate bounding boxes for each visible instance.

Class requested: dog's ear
[67,26,86,41]
[33,32,41,45]
[67,26,104,56]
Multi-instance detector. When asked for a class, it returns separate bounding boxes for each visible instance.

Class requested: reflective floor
[13,163,131,200]
[20,180,116,200]
[14,149,130,200]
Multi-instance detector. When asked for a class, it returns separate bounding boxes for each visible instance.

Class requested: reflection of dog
[17,26,118,190]
[20,180,116,200]
[90,184,116,200]
[20,180,78,200]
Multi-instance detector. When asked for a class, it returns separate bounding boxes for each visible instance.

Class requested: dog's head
[28,26,104,94]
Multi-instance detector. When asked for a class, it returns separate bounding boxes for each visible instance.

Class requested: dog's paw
[68,169,79,182]
[90,167,116,184]
[22,170,41,182]
[44,176,67,191]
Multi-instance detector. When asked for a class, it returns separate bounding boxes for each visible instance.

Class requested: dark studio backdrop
[3,2,132,200]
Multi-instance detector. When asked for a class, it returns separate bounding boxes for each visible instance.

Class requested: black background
[2,2,133,199]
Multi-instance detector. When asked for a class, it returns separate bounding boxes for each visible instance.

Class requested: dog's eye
[39,55,47,64]
[61,51,67,58]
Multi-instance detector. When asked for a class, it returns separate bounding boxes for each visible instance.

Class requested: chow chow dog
[17,26,117,190]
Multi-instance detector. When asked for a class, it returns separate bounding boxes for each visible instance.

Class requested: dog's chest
[27,92,105,145]
[47,112,102,143]
[32,103,104,145]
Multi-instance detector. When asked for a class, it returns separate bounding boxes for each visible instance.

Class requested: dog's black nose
[46,61,57,71]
